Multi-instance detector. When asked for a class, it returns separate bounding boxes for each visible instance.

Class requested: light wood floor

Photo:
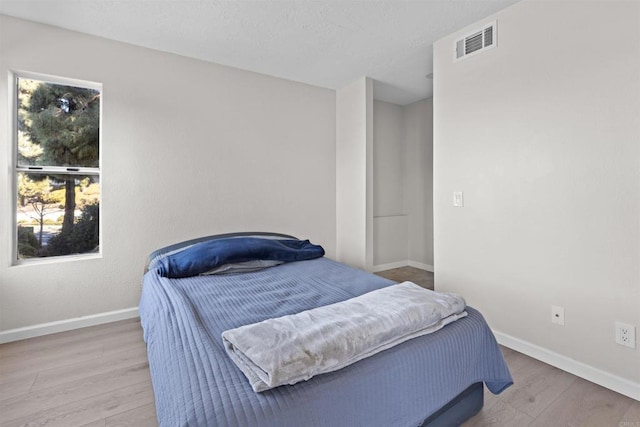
[1,268,638,426]
[463,346,639,427]
[0,318,156,427]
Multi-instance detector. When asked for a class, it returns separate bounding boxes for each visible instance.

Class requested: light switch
[453,191,464,207]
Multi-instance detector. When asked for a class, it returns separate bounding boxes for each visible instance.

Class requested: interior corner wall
[404,98,433,270]
[373,100,408,266]
[433,0,640,389]
[336,77,373,270]
[0,15,336,332]
[372,98,433,270]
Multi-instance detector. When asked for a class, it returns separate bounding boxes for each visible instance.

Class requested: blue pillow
[156,237,324,278]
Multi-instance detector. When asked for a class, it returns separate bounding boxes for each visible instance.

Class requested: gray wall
[405,99,433,270]
[373,98,433,270]
[373,100,407,266]
[336,77,373,270]
[434,0,639,391]
[0,16,337,331]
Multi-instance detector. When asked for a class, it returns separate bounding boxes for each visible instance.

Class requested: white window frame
[11,70,103,265]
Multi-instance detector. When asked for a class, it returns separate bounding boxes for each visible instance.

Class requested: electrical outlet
[615,322,636,349]
[551,306,565,325]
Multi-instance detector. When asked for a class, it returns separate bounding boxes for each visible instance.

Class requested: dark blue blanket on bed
[156,237,325,278]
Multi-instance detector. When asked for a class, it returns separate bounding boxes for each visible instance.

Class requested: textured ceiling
[0,0,520,105]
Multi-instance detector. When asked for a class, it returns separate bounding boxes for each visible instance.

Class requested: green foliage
[41,202,99,256]
[18,226,40,258]
[17,174,60,206]
[17,132,43,165]
[17,78,100,256]
[48,181,100,209]
[71,202,100,252]
[21,81,100,168]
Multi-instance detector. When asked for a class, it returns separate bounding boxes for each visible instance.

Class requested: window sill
[12,252,102,268]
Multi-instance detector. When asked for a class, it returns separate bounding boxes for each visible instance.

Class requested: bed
[140,232,512,426]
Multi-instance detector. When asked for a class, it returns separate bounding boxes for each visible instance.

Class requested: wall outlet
[615,322,636,349]
[551,306,565,325]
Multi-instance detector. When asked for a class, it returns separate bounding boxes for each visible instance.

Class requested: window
[14,73,101,261]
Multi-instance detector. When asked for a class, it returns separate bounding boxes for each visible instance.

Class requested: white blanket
[222,281,467,392]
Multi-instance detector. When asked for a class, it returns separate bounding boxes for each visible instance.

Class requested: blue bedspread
[140,258,512,427]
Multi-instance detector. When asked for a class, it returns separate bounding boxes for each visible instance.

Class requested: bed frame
[421,382,483,426]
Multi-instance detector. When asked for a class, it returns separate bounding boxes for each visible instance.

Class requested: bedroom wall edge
[407,261,434,272]
[494,330,640,401]
[371,261,434,273]
[371,261,408,272]
[0,307,139,344]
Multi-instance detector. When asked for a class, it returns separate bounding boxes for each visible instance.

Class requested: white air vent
[455,21,496,61]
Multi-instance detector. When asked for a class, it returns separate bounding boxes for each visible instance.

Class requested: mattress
[140,256,512,426]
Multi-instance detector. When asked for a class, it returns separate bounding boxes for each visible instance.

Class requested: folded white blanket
[222,282,467,392]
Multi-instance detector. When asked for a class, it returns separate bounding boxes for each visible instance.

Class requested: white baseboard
[0,307,140,344]
[494,330,640,401]
[372,260,435,273]
[371,260,408,272]
[408,261,434,272]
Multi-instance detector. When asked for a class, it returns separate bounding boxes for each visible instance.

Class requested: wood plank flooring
[0,318,156,427]
[375,266,435,290]
[1,267,638,426]
[463,346,639,427]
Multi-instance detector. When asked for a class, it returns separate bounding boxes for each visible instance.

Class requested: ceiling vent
[455,21,496,61]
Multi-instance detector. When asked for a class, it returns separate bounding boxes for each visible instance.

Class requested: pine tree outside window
[14,72,101,262]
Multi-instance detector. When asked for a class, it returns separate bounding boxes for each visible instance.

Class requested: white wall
[336,77,373,270]
[373,100,408,266]
[372,98,433,270]
[434,0,640,396]
[0,16,336,332]
[405,99,433,270]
